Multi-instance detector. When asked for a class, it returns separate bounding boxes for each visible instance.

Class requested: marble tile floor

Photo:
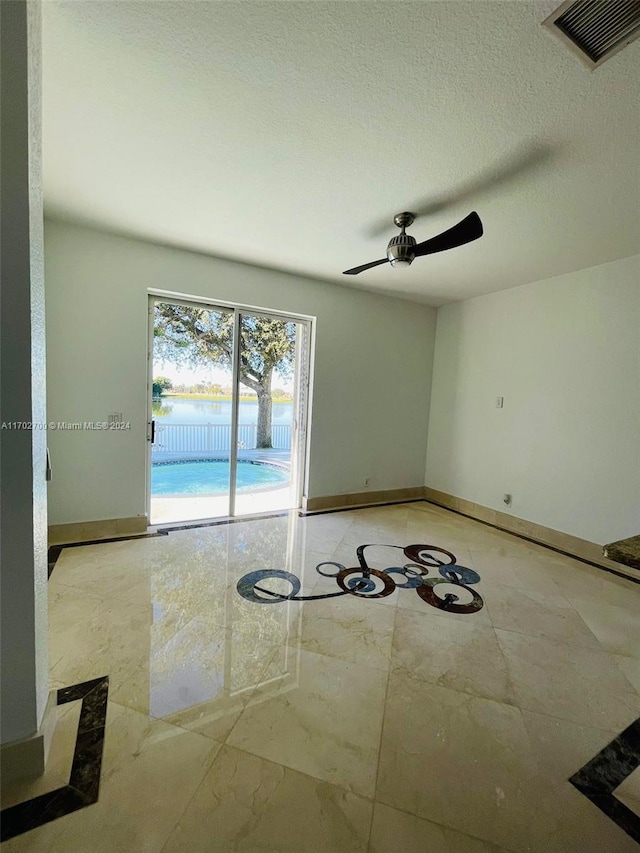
[2,501,639,852]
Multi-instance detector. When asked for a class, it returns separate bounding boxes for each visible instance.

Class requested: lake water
[153,397,293,425]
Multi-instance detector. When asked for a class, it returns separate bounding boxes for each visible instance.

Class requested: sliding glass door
[232,311,309,517]
[148,297,311,525]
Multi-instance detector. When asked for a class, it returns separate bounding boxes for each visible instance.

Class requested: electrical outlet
[364,477,371,488]
[496,397,504,408]
[503,493,512,506]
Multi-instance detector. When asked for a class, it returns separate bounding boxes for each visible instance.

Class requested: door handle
[150,420,155,443]
[46,448,52,481]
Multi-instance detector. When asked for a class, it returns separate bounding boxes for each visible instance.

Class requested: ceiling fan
[343,211,483,275]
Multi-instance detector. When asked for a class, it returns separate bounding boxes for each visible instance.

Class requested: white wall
[1,0,49,744]
[44,220,436,525]
[426,254,640,545]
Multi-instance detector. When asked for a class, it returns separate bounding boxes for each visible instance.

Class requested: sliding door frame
[146,291,314,524]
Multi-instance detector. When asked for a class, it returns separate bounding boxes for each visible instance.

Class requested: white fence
[153,423,291,453]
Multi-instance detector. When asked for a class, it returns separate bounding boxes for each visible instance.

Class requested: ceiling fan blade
[343,258,389,275]
[413,212,483,258]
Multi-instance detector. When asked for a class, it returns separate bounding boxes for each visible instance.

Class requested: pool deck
[150,486,295,525]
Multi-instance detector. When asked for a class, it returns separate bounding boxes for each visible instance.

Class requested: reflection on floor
[2,502,639,852]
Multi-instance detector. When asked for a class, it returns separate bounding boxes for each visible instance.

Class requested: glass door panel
[150,300,235,524]
[233,312,307,517]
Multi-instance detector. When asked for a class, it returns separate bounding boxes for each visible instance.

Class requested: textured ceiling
[42,1,640,305]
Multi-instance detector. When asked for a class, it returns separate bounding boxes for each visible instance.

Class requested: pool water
[152,459,288,496]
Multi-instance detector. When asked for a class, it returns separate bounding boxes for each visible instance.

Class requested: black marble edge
[569,716,640,844]
[0,676,110,842]
[47,531,168,578]
[156,509,290,533]
[57,674,107,706]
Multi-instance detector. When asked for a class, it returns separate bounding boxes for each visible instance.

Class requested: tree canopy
[154,304,295,447]
[152,376,173,397]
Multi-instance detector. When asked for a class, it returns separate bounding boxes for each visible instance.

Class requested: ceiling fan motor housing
[387,233,417,267]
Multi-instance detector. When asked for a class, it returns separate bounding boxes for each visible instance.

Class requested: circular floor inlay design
[236,543,484,613]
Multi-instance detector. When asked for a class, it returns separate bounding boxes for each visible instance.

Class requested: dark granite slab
[0,676,109,842]
[570,716,640,844]
[604,535,640,571]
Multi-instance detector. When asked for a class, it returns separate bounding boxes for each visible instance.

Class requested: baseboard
[48,515,148,546]
[423,487,639,580]
[304,486,424,513]
[0,689,57,785]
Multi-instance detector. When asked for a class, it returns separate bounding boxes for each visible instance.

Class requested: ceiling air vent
[543,0,640,68]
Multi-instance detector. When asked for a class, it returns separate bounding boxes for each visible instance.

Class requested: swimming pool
[152,459,289,496]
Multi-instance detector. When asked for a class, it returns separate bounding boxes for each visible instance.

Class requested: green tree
[152,376,173,398]
[154,305,295,448]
